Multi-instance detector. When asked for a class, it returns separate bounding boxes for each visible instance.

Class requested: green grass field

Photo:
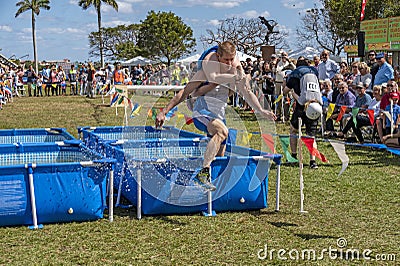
[0,94,399,265]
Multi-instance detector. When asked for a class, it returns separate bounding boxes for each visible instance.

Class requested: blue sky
[0,0,319,62]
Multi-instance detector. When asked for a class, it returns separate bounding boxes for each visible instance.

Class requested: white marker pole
[298,118,307,213]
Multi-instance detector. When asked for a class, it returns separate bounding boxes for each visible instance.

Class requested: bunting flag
[3,86,12,95]
[105,86,115,96]
[336,105,347,122]
[148,108,157,120]
[98,84,108,94]
[326,103,335,120]
[184,115,193,125]
[351,107,359,127]
[117,96,125,105]
[115,87,124,93]
[176,113,185,125]
[274,94,283,104]
[360,0,367,21]
[52,84,57,88]
[130,103,142,117]
[366,109,375,125]
[301,137,328,162]
[126,98,134,111]
[166,106,178,120]
[381,111,392,123]
[278,136,298,163]
[261,133,276,154]
[237,132,253,146]
[329,141,349,176]
[110,92,119,106]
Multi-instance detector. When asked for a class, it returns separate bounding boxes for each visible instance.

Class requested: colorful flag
[175,113,185,125]
[115,87,124,93]
[110,92,119,106]
[261,133,276,154]
[366,109,374,126]
[381,111,392,123]
[301,137,328,162]
[130,103,142,117]
[126,98,134,111]
[274,94,283,104]
[336,105,347,122]
[278,136,298,162]
[106,86,115,96]
[237,132,253,146]
[184,115,193,125]
[117,95,125,105]
[166,106,178,120]
[326,103,335,121]
[351,107,359,127]
[360,0,367,21]
[3,86,12,95]
[148,108,157,120]
[329,140,349,176]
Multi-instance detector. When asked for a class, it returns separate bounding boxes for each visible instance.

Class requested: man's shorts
[290,107,319,136]
[193,111,227,144]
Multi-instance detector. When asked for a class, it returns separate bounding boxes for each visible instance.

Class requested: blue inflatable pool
[0,141,114,228]
[0,128,75,144]
[80,126,282,217]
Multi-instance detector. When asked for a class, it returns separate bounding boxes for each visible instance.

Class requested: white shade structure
[121,56,154,66]
[178,54,201,65]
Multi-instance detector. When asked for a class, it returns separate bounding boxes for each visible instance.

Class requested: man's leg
[203,119,228,168]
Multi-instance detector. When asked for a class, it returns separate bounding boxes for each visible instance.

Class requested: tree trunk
[32,11,38,74]
[97,7,104,68]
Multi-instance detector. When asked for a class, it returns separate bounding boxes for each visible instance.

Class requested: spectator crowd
[1,49,400,147]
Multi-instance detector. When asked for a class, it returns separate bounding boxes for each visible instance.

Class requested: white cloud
[209,1,241,8]
[207,19,221,26]
[102,20,132,27]
[0,25,12,32]
[240,10,270,19]
[65,28,86,34]
[281,0,305,9]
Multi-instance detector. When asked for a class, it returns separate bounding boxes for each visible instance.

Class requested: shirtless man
[155,41,276,191]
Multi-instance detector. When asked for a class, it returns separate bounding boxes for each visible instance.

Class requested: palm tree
[15,0,50,74]
[78,0,118,68]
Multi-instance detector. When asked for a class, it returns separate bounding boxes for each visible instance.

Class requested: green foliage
[89,24,141,60]
[138,11,196,66]
[298,0,400,55]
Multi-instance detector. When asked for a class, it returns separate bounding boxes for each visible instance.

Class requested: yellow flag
[326,103,335,121]
[237,132,253,146]
[274,94,283,104]
[176,113,185,125]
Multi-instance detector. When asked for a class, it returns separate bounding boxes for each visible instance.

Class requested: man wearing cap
[317,50,340,81]
[373,52,394,86]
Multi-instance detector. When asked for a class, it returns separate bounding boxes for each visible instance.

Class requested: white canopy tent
[288,47,320,60]
[236,51,257,62]
[121,56,154,66]
[178,54,201,65]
